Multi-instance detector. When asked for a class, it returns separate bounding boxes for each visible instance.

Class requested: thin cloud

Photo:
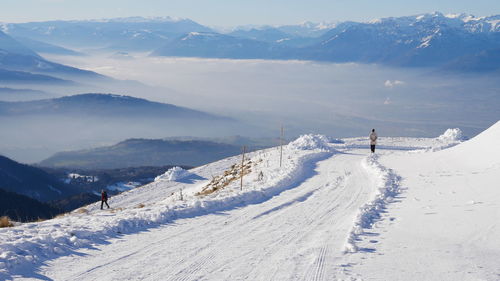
[384,80,405,88]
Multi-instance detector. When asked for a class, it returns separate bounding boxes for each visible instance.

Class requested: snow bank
[437,128,463,143]
[287,134,334,151]
[154,166,192,182]
[418,128,464,152]
[345,154,401,253]
[442,121,500,168]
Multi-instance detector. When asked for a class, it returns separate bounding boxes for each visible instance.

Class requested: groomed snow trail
[29,152,375,281]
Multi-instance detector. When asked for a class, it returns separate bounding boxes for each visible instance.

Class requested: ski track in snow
[9,150,380,281]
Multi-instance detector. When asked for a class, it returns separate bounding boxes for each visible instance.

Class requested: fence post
[279,125,284,168]
[240,146,246,191]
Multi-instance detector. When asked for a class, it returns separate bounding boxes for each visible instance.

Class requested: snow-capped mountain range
[221,21,336,38]
[154,12,500,71]
[0,17,212,51]
[2,12,499,71]
[369,12,500,33]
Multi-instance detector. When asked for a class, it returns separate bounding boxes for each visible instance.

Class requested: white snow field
[1,122,499,281]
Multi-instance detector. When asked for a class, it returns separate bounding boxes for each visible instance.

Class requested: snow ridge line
[0,150,332,278]
[344,153,402,253]
[153,152,333,224]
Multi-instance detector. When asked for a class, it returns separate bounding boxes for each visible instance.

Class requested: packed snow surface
[1,123,499,280]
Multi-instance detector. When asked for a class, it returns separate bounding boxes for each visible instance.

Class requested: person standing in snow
[369,129,378,153]
[101,190,110,209]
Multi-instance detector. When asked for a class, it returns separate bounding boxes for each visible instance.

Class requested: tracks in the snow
[39,151,379,281]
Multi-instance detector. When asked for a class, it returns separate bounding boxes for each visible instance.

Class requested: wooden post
[279,125,284,168]
[240,146,246,191]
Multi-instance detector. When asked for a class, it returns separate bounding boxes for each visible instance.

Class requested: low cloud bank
[1,53,499,162]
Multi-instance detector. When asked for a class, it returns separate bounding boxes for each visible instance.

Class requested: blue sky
[2,0,500,26]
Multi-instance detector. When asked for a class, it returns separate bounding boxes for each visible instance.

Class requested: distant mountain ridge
[0,188,62,222]
[0,93,224,119]
[1,17,213,51]
[39,138,248,169]
[0,68,74,84]
[0,93,245,163]
[151,32,292,59]
[5,13,499,71]
[0,155,77,202]
[0,29,109,87]
[306,12,500,68]
[0,30,40,57]
[0,46,106,81]
[13,36,83,56]
[153,12,500,71]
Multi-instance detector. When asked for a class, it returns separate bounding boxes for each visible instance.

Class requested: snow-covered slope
[339,121,500,280]
[1,122,499,280]
[443,121,500,168]
[0,135,335,279]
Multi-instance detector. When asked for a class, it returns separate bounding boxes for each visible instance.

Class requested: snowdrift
[436,128,463,143]
[154,166,192,182]
[287,134,336,151]
[345,154,401,253]
[443,121,500,168]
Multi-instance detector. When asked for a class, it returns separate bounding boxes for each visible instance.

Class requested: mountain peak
[445,13,475,21]
[88,16,188,23]
[59,93,140,101]
[181,32,221,41]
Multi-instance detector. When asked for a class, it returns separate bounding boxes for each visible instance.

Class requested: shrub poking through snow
[110,208,124,213]
[0,216,13,228]
[76,208,88,214]
[197,160,253,196]
[55,213,68,219]
[155,166,192,182]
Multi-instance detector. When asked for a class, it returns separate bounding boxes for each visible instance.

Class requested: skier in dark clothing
[369,129,378,153]
[101,190,110,209]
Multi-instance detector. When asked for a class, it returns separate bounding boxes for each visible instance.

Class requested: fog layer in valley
[2,52,499,163]
[47,53,500,134]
